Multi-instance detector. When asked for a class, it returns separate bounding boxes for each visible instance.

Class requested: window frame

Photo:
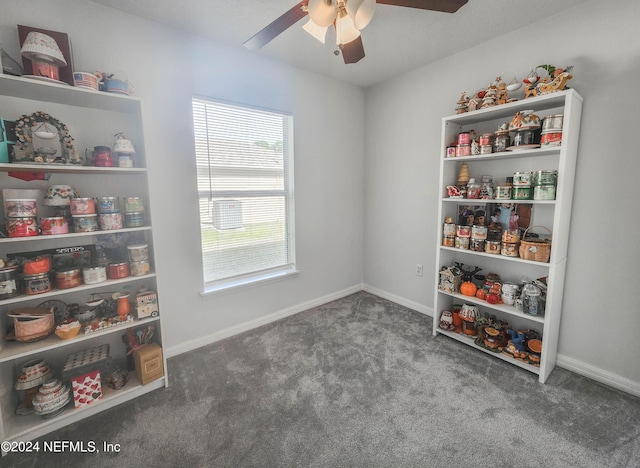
[191,96,297,295]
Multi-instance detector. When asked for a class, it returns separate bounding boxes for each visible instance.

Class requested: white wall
[0,0,365,352]
[364,0,640,393]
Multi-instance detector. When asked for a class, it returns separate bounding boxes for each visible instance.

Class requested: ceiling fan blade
[341,36,365,64]
[376,0,468,13]
[243,2,309,50]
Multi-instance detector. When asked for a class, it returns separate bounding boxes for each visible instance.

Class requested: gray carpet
[5,291,640,467]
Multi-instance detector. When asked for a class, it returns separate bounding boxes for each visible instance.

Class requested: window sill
[200,267,300,297]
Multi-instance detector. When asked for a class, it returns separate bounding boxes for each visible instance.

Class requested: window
[192,97,295,291]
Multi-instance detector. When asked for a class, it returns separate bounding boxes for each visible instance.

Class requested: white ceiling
[89,0,589,88]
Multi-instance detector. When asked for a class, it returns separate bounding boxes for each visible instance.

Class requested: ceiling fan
[243,0,468,64]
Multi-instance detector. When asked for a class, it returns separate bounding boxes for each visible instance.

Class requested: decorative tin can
[55,269,83,289]
[542,114,563,132]
[82,266,107,285]
[127,244,149,262]
[124,211,145,228]
[70,198,96,215]
[540,131,562,146]
[494,186,512,199]
[502,229,521,243]
[458,132,471,145]
[455,236,470,250]
[471,225,487,240]
[533,170,558,186]
[98,212,123,230]
[442,237,455,247]
[124,197,144,212]
[533,185,557,200]
[0,267,19,299]
[96,197,119,213]
[456,144,471,157]
[446,146,456,158]
[485,240,501,254]
[5,199,37,217]
[513,172,532,186]
[469,239,485,252]
[40,217,69,235]
[501,242,519,257]
[456,225,471,238]
[130,260,150,277]
[8,217,38,237]
[72,214,98,233]
[23,273,53,295]
[512,186,532,200]
[108,262,130,279]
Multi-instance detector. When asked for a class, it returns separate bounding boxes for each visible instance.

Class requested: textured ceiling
[89,0,589,88]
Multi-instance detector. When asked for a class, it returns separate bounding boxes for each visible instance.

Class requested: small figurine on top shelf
[455,92,469,114]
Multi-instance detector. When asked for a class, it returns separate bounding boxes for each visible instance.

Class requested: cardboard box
[71,370,102,409]
[133,343,163,385]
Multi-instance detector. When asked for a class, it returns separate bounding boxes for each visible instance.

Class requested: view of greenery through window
[192,98,294,285]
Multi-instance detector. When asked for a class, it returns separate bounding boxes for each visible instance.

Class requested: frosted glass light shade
[346,0,376,30]
[308,0,337,27]
[302,18,329,43]
[336,14,361,46]
[20,31,67,66]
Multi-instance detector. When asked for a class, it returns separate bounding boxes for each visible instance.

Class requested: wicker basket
[8,307,55,342]
[519,226,552,263]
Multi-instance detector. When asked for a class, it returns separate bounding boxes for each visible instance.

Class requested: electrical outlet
[416,264,423,277]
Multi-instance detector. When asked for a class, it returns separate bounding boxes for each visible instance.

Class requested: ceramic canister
[98,212,123,230]
[127,244,149,262]
[40,217,69,235]
[72,214,98,233]
[5,199,37,218]
[82,266,107,285]
[70,197,96,215]
[7,217,38,237]
[96,197,119,213]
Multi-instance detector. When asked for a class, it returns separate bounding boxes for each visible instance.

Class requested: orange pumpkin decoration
[475,289,486,300]
[460,281,477,297]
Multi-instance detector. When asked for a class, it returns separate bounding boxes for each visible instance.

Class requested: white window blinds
[192,97,295,287]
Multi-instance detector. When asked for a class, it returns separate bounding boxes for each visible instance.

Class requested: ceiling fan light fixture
[302,18,329,43]
[336,13,360,46]
[308,0,337,28]
[345,0,376,30]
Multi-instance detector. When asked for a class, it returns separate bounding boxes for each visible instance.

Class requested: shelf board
[439,246,552,267]
[443,146,560,161]
[0,315,161,363]
[0,74,142,113]
[0,273,157,307]
[437,290,545,324]
[0,163,147,175]
[5,375,165,442]
[0,226,152,245]
[441,198,555,205]
[443,89,582,125]
[434,328,541,375]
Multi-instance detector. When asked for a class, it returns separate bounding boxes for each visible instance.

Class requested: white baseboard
[556,354,640,398]
[165,284,363,358]
[362,283,433,317]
